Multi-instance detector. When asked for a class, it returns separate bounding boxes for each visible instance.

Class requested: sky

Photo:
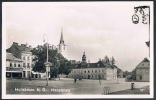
[3,2,153,71]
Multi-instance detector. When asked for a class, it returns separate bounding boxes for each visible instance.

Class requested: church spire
[60,28,64,44]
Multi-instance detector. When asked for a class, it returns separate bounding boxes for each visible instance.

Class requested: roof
[6,53,23,62]
[70,61,117,69]
[136,58,150,69]
[6,43,32,58]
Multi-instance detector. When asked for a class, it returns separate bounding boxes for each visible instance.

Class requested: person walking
[74,77,76,83]
[99,76,101,85]
[29,75,31,81]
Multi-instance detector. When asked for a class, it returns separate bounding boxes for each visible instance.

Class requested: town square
[6,78,149,95]
[2,1,153,99]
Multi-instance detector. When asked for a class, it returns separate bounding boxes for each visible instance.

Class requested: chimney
[13,42,18,45]
[21,44,26,47]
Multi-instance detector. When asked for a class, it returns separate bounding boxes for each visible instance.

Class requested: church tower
[82,51,86,63]
[58,29,67,58]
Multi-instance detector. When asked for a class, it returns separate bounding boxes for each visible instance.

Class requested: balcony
[6,67,23,71]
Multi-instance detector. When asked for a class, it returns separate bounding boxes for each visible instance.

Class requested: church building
[58,29,67,59]
[68,52,117,80]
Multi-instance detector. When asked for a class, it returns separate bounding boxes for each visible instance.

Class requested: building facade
[6,42,33,78]
[135,58,150,82]
[68,52,117,80]
[6,52,23,78]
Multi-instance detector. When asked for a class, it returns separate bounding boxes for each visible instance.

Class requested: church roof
[59,29,65,44]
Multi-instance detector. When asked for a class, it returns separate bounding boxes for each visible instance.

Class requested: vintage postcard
[2,1,154,99]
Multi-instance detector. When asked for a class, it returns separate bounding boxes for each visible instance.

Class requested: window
[23,57,25,60]
[23,71,25,77]
[84,71,86,73]
[27,63,30,68]
[27,56,29,60]
[14,63,16,67]
[10,63,12,67]
[23,63,26,67]
[88,70,90,73]
[92,70,93,73]
[99,70,100,73]
[102,69,104,72]
[18,64,20,67]
[95,70,97,73]
[7,73,10,76]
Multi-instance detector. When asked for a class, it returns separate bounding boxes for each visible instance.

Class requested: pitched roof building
[6,42,33,78]
[6,52,23,78]
[135,57,150,82]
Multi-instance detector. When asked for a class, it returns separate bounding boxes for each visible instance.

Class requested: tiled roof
[136,58,150,69]
[70,61,116,69]
[6,43,32,58]
[6,53,23,62]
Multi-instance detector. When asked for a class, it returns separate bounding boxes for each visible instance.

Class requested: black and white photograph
[2,1,154,99]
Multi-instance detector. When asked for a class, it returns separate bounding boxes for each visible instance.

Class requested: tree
[31,44,71,78]
[131,69,136,80]
[123,70,131,78]
[58,60,72,75]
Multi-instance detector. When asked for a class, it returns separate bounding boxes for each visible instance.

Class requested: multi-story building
[6,52,23,78]
[6,42,33,78]
[135,57,150,82]
[68,52,117,80]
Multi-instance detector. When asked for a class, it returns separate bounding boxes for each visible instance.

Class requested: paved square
[6,78,149,95]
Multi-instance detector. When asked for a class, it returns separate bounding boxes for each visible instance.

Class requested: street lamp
[43,34,50,86]
[116,61,118,83]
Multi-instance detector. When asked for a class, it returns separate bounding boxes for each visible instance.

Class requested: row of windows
[23,56,32,61]
[72,69,105,74]
[142,63,150,66]
[71,75,105,78]
[136,69,149,74]
[23,63,31,68]
[10,63,21,67]
[71,75,117,79]
[10,63,31,68]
